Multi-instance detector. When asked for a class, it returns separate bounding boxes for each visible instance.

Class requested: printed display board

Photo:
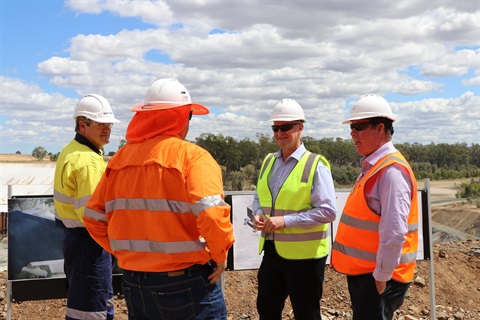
[226,188,429,270]
[7,196,122,301]
[7,197,63,281]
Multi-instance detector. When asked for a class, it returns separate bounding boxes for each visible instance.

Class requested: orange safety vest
[84,135,235,272]
[331,152,418,283]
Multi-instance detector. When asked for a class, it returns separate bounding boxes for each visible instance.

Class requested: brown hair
[75,116,91,132]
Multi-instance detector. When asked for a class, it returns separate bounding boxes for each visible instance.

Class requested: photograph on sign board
[7,197,65,280]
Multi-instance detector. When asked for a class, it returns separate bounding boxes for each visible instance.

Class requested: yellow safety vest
[331,151,418,282]
[257,151,330,260]
[54,139,106,228]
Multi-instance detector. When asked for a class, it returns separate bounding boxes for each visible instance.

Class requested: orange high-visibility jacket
[84,134,235,272]
[332,152,418,283]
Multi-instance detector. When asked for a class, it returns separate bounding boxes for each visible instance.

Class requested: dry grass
[0,154,48,162]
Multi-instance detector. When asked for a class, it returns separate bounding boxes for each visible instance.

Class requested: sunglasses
[350,122,375,132]
[271,123,301,133]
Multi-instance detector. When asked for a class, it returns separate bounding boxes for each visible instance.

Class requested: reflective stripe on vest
[84,194,225,255]
[331,151,418,282]
[53,139,105,228]
[110,238,206,253]
[54,189,83,228]
[257,151,330,260]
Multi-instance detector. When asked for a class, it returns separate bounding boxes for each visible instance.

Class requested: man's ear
[78,120,87,133]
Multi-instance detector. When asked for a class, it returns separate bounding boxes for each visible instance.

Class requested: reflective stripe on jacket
[84,135,235,272]
[54,139,106,228]
[332,151,418,282]
[257,151,330,260]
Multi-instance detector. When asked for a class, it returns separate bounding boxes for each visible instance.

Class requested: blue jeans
[347,274,411,320]
[63,228,114,320]
[122,263,227,320]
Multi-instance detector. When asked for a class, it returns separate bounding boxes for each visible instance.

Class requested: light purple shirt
[362,141,414,282]
[252,144,337,229]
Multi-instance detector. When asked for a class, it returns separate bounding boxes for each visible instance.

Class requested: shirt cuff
[253,209,264,216]
[373,268,392,282]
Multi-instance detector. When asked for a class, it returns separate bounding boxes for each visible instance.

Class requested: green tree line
[193,134,480,190]
[36,136,480,192]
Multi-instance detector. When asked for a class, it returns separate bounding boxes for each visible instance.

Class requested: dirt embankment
[426,179,480,240]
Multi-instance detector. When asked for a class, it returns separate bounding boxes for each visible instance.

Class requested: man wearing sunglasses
[331,94,418,320]
[252,98,337,320]
[54,94,120,320]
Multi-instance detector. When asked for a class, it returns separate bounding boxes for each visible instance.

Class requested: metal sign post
[425,179,436,320]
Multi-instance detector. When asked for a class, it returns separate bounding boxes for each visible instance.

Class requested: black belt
[165,264,206,277]
[126,263,208,277]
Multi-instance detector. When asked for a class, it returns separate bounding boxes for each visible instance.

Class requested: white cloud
[66,0,174,25]
[463,76,480,86]
[1,1,479,155]
[421,49,479,77]
[37,57,90,76]
[394,92,479,144]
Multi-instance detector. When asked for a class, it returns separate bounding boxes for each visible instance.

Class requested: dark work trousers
[63,228,114,320]
[257,240,327,320]
[347,273,411,320]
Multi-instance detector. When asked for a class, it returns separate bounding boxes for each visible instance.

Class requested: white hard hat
[270,98,306,122]
[342,94,396,124]
[73,94,120,123]
[131,78,209,115]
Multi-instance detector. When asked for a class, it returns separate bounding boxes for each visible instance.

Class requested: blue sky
[1,0,479,155]
[1,1,147,94]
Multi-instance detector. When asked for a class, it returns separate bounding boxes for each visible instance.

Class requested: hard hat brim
[270,116,306,122]
[95,117,121,123]
[74,114,120,123]
[342,114,396,124]
[131,102,209,115]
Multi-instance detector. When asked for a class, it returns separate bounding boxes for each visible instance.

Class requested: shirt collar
[74,133,102,155]
[275,143,306,162]
[361,141,396,173]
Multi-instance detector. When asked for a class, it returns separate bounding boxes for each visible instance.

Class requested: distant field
[0,154,46,162]
[418,178,471,203]
[0,153,113,163]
